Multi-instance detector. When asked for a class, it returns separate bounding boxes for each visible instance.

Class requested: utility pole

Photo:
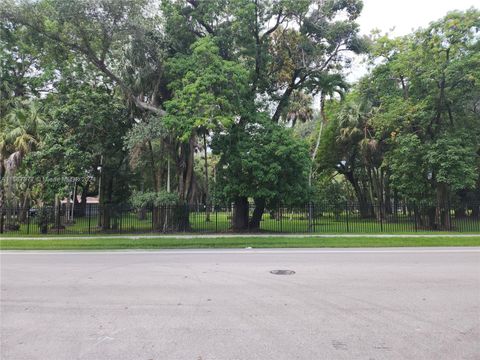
[203,132,210,222]
[167,158,171,193]
[97,155,103,228]
[70,181,76,223]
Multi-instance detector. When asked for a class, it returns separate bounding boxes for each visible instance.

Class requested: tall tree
[320,9,480,227]
[1,0,365,231]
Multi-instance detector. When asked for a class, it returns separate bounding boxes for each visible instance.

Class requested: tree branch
[5,12,165,115]
[261,11,284,41]
[271,70,301,123]
[186,0,215,35]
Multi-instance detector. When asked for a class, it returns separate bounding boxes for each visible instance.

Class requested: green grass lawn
[1,236,479,250]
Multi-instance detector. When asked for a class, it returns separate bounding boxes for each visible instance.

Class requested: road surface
[1,248,479,359]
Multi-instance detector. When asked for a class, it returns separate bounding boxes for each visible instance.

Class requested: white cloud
[346,0,478,81]
[358,0,477,36]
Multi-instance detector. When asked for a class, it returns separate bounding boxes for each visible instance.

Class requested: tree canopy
[0,1,478,231]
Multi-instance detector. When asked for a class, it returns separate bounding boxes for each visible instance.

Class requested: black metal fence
[1,202,479,235]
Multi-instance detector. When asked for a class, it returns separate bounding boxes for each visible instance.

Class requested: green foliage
[387,134,431,201]
[424,135,477,191]
[322,9,480,208]
[162,0,364,117]
[388,132,477,201]
[25,83,133,203]
[123,113,169,184]
[130,191,179,208]
[212,115,311,206]
[1,0,366,219]
[124,115,166,149]
[315,109,342,172]
[314,176,348,204]
[1,0,478,232]
[164,37,249,141]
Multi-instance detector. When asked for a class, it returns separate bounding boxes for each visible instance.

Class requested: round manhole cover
[270,270,295,275]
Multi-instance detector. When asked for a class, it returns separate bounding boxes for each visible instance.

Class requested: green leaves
[425,134,477,191]
[164,37,249,142]
[24,84,132,202]
[388,132,477,201]
[322,9,480,207]
[387,134,431,200]
[130,190,179,208]
[212,115,311,206]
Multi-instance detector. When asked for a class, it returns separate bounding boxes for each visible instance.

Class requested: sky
[347,0,478,80]
[357,0,478,36]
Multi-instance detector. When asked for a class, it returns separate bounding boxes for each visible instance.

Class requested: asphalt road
[1,248,479,360]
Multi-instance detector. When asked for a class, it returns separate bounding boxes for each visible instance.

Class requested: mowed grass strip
[1,236,479,250]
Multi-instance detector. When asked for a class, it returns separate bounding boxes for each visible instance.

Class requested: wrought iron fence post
[119,206,122,233]
[312,203,315,233]
[308,202,313,233]
[345,201,349,233]
[380,207,383,232]
[280,206,283,232]
[88,204,91,234]
[414,203,418,232]
[0,209,3,234]
[448,200,453,231]
[185,203,188,232]
[215,206,218,233]
[27,211,30,235]
[57,202,61,235]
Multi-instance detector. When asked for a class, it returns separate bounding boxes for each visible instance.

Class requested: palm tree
[335,93,389,219]
[0,100,44,222]
[309,74,348,186]
[283,91,314,127]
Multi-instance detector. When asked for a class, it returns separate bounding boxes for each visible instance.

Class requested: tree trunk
[101,175,113,230]
[66,194,71,224]
[102,205,111,231]
[344,171,371,218]
[18,194,29,223]
[435,182,450,230]
[249,198,265,230]
[177,203,190,232]
[0,166,4,210]
[4,168,16,226]
[232,197,249,231]
[426,206,436,229]
[178,137,195,201]
[70,182,77,222]
[271,71,299,123]
[454,207,467,218]
[54,194,61,230]
[77,183,88,217]
[472,204,479,219]
[384,175,392,215]
[309,94,325,186]
[167,158,171,193]
[177,136,196,231]
[148,140,158,192]
[203,132,210,222]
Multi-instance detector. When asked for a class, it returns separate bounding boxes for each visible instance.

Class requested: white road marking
[1,247,480,255]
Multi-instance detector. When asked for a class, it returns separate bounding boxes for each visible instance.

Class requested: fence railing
[0,202,479,235]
